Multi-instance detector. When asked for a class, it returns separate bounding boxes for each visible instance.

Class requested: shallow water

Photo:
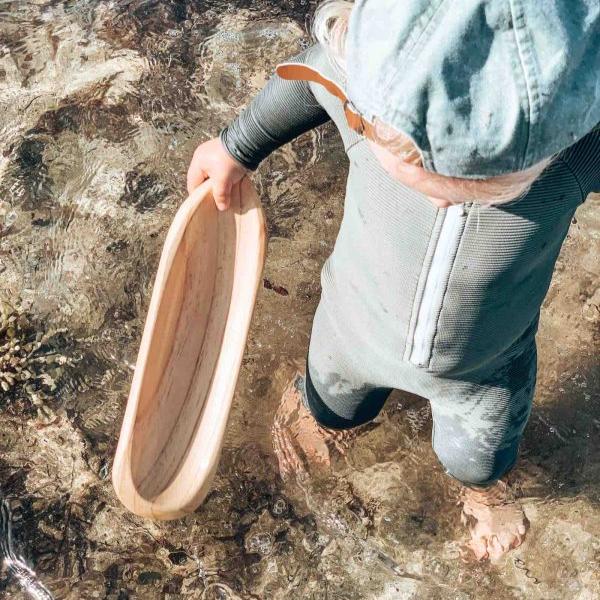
[0,1,598,598]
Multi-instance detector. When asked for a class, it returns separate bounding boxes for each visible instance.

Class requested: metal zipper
[409,203,469,367]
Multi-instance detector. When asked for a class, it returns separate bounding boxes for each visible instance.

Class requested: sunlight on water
[0,500,54,599]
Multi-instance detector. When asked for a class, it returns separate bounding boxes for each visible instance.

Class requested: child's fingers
[212,179,232,211]
[186,154,208,195]
[187,146,208,194]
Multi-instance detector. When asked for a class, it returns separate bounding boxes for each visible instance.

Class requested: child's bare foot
[458,479,529,561]
[271,370,352,481]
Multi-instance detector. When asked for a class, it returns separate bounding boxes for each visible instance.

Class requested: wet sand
[0,1,598,598]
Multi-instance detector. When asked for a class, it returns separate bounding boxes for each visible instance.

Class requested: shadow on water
[518,356,600,504]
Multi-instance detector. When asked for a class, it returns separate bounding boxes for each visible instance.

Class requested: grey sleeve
[559,121,600,198]
[219,45,331,171]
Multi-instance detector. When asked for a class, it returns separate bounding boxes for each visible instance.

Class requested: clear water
[0,1,598,598]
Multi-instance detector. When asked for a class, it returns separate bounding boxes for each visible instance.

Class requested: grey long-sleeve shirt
[219,43,599,381]
[220,49,331,171]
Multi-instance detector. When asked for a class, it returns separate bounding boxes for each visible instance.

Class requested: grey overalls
[220,43,600,486]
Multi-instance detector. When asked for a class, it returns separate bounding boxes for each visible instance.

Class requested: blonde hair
[310,0,553,205]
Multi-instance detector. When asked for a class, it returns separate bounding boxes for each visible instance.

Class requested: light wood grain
[112,177,267,520]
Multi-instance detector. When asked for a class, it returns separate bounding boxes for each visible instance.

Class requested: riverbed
[0,1,598,598]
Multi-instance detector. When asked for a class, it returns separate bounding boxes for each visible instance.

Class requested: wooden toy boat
[112,177,267,520]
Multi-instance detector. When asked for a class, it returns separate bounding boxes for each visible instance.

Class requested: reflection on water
[0,0,598,598]
[0,499,54,599]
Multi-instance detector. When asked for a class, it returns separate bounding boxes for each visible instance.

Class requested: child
[187,0,600,561]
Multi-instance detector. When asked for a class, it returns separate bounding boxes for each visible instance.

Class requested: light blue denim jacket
[346,0,600,178]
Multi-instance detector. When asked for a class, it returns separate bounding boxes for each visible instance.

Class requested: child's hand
[186,137,249,211]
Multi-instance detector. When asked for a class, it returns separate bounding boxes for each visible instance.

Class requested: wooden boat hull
[112,177,267,520]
